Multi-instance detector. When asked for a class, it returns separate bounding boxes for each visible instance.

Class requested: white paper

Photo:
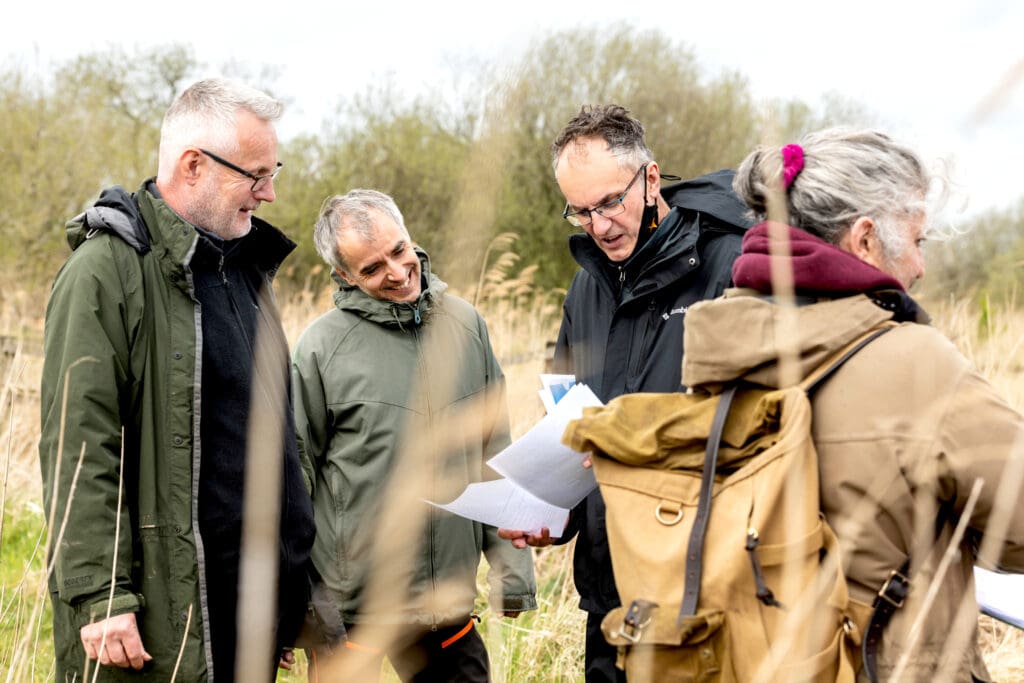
[539,373,576,413]
[488,383,602,508]
[425,479,570,536]
[975,567,1024,629]
[425,379,601,535]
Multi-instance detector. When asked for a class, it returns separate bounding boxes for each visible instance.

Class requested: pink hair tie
[781,143,804,189]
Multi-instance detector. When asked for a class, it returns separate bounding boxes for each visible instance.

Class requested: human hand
[279,647,296,670]
[497,526,555,549]
[80,613,152,670]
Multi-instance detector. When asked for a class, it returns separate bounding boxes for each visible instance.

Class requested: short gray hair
[157,78,283,179]
[551,104,654,174]
[313,189,408,272]
[733,127,930,261]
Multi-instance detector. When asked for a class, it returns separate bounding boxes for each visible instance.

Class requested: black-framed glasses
[562,164,647,228]
[199,148,282,192]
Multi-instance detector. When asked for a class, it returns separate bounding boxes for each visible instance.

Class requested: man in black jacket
[499,105,744,682]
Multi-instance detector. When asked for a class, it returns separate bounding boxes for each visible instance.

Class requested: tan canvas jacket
[682,291,1024,682]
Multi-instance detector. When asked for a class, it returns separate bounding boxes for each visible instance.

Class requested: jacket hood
[67,184,150,253]
[331,248,447,328]
[683,292,910,391]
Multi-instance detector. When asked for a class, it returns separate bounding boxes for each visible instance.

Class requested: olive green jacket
[291,252,537,625]
[39,181,295,681]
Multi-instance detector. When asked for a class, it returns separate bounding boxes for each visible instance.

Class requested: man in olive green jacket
[291,189,537,681]
[39,79,314,681]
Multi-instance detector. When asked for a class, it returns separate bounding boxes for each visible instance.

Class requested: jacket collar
[568,206,700,302]
[65,179,295,278]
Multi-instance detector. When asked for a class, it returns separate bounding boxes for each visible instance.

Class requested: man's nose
[384,260,404,281]
[254,178,276,203]
[587,211,613,235]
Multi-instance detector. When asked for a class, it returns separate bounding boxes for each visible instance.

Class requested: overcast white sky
[5,0,1022,217]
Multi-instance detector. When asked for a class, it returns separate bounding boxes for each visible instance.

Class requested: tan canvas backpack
[562,329,893,683]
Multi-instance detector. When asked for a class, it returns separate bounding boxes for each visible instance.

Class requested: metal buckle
[876,569,908,608]
[611,599,658,644]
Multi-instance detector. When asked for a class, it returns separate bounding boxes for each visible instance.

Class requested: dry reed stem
[235,292,289,683]
[170,603,193,682]
[88,434,127,683]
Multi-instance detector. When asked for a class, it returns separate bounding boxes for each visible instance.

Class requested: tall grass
[2,268,1023,681]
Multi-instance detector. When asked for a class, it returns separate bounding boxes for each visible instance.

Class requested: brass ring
[655,502,683,526]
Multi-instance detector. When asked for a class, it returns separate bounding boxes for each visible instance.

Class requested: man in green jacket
[39,78,315,681]
[292,189,537,681]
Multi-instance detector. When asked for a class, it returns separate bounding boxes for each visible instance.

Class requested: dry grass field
[1,278,1022,681]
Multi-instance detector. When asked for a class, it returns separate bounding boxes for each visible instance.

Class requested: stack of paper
[426,380,601,535]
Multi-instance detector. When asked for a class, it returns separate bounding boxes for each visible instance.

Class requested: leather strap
[678,383,737,620]
[861,560,910,683]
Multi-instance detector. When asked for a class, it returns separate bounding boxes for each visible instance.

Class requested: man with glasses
[498,104,745,682]
[39,78,315,681]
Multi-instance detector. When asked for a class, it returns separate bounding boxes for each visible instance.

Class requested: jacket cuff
[494,593,538,613]
[85,592,145,622]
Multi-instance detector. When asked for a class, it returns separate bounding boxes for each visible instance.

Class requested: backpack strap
[677,325,893,624]
[678,383,738,620]
[861,559,910,683]
[861,502,953,683]
[802,325,895,395]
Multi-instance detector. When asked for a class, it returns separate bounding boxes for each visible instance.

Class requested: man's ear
[842,216,881,267]
[179,149,204,186]
[645,161,661,203]
[335,267,356,287]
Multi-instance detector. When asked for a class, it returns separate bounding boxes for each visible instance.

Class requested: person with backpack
[38,78,315,681]
[498,104,749,682]
[673,128,1024,681]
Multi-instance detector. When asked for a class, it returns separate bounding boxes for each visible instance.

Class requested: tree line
[2,29,1020,306]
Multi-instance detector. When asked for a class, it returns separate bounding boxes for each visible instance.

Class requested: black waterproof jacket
[552,170,748,614]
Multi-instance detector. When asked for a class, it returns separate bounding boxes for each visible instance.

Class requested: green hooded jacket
[39,181,299,681]
[291,251,537,626]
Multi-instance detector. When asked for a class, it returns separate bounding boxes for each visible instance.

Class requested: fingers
[279,648,296,670]
[582,454,593,469]
[498,527,555,549]
[80,614,153,670]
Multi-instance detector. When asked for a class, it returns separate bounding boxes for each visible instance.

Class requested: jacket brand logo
[63,575,93,588]
[661,306,688,321]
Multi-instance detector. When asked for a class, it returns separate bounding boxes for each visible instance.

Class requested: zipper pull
[413,305,421,325]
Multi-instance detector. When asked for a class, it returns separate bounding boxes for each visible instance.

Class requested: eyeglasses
[562,164,647,228]
[199,148,282,192]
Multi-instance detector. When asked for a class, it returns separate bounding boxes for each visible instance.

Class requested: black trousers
[308,618,489,683]
[586,611,627,683]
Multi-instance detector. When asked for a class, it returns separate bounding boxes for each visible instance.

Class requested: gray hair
[551,104,654,174]
[157,78,283,179]
[313,189,408,272]
[733,127,930,261]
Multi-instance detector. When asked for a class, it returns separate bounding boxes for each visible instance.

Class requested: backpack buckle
[614,599,658,644]
[876,569,909,609]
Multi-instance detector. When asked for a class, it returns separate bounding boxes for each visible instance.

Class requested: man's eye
[364,266,379,276]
